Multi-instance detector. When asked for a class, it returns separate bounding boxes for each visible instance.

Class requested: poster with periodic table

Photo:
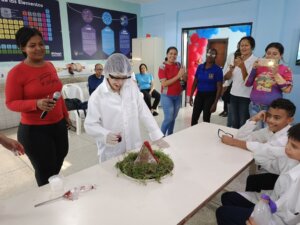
[0,0,63,62]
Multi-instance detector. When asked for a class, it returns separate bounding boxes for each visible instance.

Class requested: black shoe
[221,111,228,117]
[219,111,225,116]
[152,111,159,116]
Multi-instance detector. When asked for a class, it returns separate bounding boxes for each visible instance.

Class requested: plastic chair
[62,83,86,135]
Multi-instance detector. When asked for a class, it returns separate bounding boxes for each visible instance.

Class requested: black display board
[0,0,64,61]
[67,3,137,60]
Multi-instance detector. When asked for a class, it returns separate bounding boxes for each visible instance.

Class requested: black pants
[216,192,255,225]
[245,173,279,192]
[141,89,161,110]
[18,119,69,186]
[191,91,216,125]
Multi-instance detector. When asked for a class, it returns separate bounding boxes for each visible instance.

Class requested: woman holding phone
[245,42,293,127]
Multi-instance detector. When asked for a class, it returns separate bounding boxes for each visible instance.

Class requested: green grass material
[115,150,174,182]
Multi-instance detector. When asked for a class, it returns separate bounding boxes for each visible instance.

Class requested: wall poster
[67,3,137,60]
[0,0,64,61]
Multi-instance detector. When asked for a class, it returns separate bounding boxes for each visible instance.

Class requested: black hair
[139,63,148,74]
[15,27,43,57]
[288,123,300,142]
[208,48,218,55]
[269,98,296,117]
[234,49,241,59]
[265,42,284,55]
[166,46,178,55]
[239,36,256,50]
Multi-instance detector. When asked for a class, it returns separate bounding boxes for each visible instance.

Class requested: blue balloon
[229,25,251,36]
[196,28,219,39]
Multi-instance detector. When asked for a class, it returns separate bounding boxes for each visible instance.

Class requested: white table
[0,123,253,225]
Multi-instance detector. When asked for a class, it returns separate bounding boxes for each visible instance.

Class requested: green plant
[115,150,174,183]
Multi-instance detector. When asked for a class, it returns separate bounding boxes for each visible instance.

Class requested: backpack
[64,98,88,117]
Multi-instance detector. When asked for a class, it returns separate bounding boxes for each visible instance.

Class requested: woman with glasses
[88,63,104,95]
[84,53,168,162]
[158,46,187,136]
[190,48,223,125]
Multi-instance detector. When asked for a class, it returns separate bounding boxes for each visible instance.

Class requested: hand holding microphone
[38,92,61,119]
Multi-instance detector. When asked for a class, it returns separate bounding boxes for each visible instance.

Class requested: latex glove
[152,138,170,149]
[106,133,120,146]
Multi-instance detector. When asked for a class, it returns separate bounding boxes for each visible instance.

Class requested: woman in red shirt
[158,46,186,136]
[5,27,71,186]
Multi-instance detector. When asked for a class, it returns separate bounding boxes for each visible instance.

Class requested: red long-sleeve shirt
[5,61,69,125]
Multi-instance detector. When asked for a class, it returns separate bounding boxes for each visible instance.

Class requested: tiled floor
[0,101,247,224]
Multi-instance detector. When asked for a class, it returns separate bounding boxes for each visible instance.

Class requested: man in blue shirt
[88,63,104,95]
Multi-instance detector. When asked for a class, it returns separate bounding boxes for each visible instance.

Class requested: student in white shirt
[84,53,167,162]
[216,123,300,225]
[221,98,296,191]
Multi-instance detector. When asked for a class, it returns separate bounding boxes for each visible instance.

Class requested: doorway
[207,38,228,68]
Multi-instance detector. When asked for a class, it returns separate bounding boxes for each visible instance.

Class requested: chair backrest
[62,83,84,101]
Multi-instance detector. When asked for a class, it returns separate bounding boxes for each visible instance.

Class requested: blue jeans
[249,101,269,129]
[160,94,182,136]
[230,95,250,129]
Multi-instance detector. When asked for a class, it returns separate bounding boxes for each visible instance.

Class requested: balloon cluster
[187,33,208,96]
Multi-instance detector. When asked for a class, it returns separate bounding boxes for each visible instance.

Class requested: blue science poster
[67,3,137,60]
[0,0,64,61]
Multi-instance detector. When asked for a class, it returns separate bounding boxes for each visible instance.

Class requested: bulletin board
[0,0,64,61]
[67,3,137,60]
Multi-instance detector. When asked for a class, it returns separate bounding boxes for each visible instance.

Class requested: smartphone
[258,58,278,67]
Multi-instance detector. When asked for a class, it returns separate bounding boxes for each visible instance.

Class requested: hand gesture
[251,110,267,123]
[221,135,234,146]
[0,135,25,156]
[37,97,56,112]
[152,138,170,149]
[210,103,217,113]
[106,132,121,146]
[253,60,259,69]
[246,217,257,225]
[177,67,185,79]
[189,97,194,107]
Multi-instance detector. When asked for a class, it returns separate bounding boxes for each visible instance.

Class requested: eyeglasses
[109,74,131,80]
[218,129,233,139]
[206,53,216,57]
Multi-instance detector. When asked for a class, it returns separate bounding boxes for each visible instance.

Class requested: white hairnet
[103,53,132,77]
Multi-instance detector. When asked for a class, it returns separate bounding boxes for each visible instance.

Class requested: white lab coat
[240,163,300,225]
[84,78,163,162]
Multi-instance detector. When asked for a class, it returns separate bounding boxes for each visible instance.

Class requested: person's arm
[135,84,163,141]
[245,69,257,87]
[239,61,249,81]
[210,68,223,113]
[0,134,25,155]
[149,74,155,94]
[221,136,248,150]
[273,66,293,93]
[160,67,185,87]
[223,65,235,80]
[189,76,198,106]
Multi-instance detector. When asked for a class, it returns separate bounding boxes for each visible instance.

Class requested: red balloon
[198,38,208,47]
[188,44,198,53]
[197,46,205,55]
[190,33,199,44]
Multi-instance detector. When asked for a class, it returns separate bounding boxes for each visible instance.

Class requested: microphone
[40,91,61,119]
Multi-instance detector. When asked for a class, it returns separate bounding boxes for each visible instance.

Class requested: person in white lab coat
[216,123,300,225]
[84,53,166,162]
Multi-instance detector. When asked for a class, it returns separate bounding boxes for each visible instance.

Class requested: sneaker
[152,111,159,116]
